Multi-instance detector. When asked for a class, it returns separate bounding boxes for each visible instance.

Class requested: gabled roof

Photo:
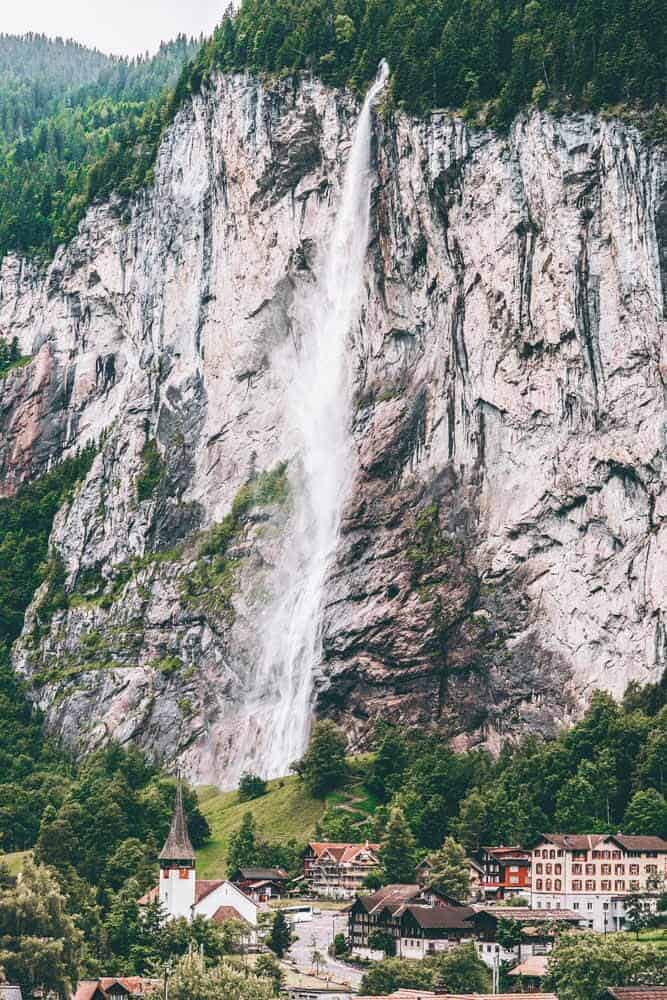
[356,884,423,914]
[508,955,549,978]
[401,903,475,929]
[211,904,248,925]
[159,782,195,861]
[358,992,557,1000]
[72,979,161,1000]
[194,879,225,904]
[532,834,605,851]
[605,834,667,852]
[238,866,288,880]
[307,841,380,862]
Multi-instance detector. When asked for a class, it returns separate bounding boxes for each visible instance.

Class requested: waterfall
[224,62,389,784]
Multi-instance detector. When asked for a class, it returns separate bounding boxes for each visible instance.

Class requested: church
[139,784,258,927]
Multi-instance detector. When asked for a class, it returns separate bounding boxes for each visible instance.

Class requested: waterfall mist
[223,62,389,784]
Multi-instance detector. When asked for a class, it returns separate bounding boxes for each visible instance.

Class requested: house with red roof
[303,841,380,898]
[138,783,258,927]
[72,979,160,1000]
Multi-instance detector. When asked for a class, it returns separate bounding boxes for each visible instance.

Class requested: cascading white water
[224,62,389,783]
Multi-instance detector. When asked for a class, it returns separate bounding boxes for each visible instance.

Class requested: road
[287,908,363,989]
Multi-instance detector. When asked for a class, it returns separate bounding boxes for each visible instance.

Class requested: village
[15,782,662,1000]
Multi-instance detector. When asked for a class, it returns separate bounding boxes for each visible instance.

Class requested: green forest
[0,1,665,262]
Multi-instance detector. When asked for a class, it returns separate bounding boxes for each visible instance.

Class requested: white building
[140,783,258,927]
[529,833,667,932]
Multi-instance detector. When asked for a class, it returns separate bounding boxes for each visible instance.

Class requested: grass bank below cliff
[195,776,325,878]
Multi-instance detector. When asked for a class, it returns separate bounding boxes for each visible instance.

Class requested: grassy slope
[196,776,325,878]
[0,850,32,875]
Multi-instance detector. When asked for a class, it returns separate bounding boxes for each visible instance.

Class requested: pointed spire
[159,778,195,862]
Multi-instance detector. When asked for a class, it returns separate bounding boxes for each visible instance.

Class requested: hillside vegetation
[0,2,664,265]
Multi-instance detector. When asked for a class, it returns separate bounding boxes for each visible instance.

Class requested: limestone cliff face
[0,72,665,783]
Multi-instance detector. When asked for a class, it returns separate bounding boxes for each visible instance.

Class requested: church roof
[158,782,195,861]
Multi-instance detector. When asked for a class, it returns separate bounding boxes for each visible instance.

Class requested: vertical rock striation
[0,73,664,783]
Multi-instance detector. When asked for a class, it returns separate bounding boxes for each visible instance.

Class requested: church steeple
[159,780,195,866]
[158,779,197,921]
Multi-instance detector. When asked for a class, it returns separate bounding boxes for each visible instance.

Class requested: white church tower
[158,781,196,920]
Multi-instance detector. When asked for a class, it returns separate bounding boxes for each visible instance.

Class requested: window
[179,868,190,879]
[601,864,611,875]
[573,902,579,909]
[593,851,601,859]
[546,864,553,874]
[646,865,658,875]
[572,880,582,890]
[546,880,552,891]
[162,869,170,878]
[601,880,611,891]
[585,880,595,891]
[603,903,609,910]
[611,851,621,859]
[554,879,562,890]
[573,864,583,875]
[536,863,543,874]
[630,881,640,891]
[587,903,593,910]
[586,864,595,875]
[536,879,543,891]
[630,864,639,875]
[555,863,562,875]
[615,865,625,875]
[549,850,556,859]
[615,881,625,891]
[604,851,611,859]
[557,850,564,857]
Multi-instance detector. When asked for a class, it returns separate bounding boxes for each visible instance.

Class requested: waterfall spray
[225,62,389,783]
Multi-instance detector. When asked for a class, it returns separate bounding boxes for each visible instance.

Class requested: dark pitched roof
[159,782,195,861]
[402,904,475,929]
[238,867,288,881]
[357,884,422,913]
[533,834,605,851]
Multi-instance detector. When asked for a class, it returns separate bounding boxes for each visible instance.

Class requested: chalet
[473,846,531,901]
[529,833,667,932]
[471,905,584,968]
[348,883,475,960]
[72,980,160,1000]
[138,783,258,927]
[303,841,380,899]
[234,866,290,902]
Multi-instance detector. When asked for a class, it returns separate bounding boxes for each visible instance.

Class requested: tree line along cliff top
[0,0,664,263]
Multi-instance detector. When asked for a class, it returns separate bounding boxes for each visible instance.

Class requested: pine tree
[227,811,257,878]
[379,806,417,884]
[425,836,470,901]
[267,909,292,958]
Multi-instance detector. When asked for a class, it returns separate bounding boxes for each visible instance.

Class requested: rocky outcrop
[0,73,665,783]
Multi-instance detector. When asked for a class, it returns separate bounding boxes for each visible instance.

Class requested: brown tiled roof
[159,783,195,861]
[137,885,159,905]
[608,835,667,852]
[357,884,422,913]
[211,904,247,925]
[604,990,667,1000]
[402,904,475,929]
[474,906,581,922]
[537,834,605,850]
[194,879,225,904]
[508,955,549,978]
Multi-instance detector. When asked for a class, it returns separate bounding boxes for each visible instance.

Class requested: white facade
[530,835,667,933]
[195,880,258,925]
[159,866,195,920]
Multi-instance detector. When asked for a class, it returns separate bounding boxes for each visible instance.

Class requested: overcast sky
[1,0,225,56]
